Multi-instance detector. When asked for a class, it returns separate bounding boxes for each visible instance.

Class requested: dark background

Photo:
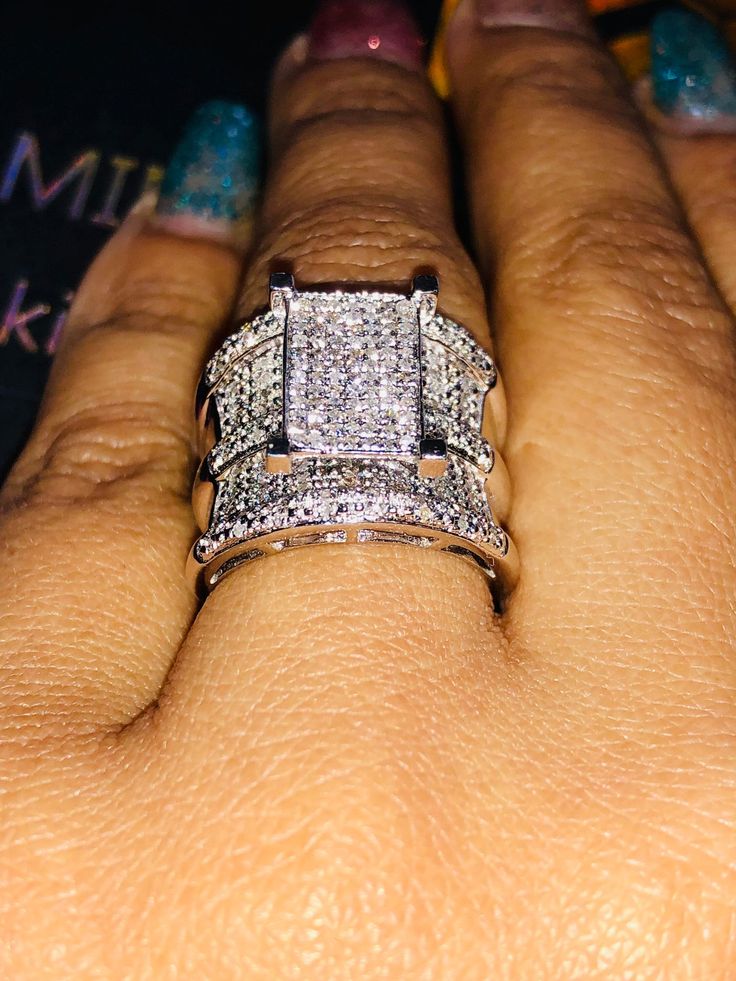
[0,0,651,477]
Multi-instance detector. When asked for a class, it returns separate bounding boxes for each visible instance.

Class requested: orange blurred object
[429,0,736,96]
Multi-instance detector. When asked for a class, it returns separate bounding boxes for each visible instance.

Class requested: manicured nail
[155,100,261,240]
[651,7,736,119]
[308,0,426,70]
[473,0,596,37]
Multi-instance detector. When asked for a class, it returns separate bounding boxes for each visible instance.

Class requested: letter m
[1,132,99,218]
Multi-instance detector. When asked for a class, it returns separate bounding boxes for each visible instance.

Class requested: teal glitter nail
[651,7,736,119]
[157,100,261,224]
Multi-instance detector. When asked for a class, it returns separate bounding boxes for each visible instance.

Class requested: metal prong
[269,272,295,318]
[265,434,292,474]
[418,436,448,477]
[412,274,439,325]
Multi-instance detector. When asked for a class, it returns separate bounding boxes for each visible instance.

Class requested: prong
[412,274,439,325]
[269,272,295,317]
[270,271,295,291]
[265,434,292,474]
[418,436,448,477]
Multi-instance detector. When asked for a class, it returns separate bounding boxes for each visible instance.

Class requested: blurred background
[0,0,728,475]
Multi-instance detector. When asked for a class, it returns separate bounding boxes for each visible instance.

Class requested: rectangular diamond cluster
[284,291,421,457]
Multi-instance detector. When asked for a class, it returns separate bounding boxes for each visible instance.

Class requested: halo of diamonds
[192,282,512,587]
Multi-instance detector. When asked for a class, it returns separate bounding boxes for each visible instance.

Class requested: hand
[3,0,735,976]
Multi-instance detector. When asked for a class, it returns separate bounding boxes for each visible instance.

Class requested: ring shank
[188,519,519,602]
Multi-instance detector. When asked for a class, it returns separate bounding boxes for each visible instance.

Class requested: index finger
[0,102,259,730]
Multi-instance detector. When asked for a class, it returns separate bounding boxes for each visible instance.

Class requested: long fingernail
[651,7,736,119]
[473,0,596,37]
[155,100,261,241]
[308,0,426,70]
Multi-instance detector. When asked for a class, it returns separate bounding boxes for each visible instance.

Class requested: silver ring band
[189,274,518,601]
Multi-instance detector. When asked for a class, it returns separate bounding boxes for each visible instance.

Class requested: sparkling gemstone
[195,287,506,572]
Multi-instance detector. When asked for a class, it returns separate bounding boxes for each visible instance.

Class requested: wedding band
[189,274,518,602]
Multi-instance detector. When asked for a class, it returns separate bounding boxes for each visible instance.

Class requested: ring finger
[156,0,513,735]
[121,13,525,968]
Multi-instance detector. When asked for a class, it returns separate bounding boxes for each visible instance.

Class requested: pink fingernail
[308,0,426,70]
[474,0,595,37]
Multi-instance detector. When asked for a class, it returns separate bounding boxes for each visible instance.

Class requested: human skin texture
[2,0,736,977]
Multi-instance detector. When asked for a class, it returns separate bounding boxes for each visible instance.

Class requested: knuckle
[509,198,736,382]
[68,231,236,355]
[257,197,449,270]
[265,63,452,253]
[276,60,439,139]
[242,197,486,327]
[268,110,443,214]
[70,277,215,352]
[486,39,633,127]
[9,404,192,508]
[278,99,426,147]
[67,312,192,364]
[536,199,698,297]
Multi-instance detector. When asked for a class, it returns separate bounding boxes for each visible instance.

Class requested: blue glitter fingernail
[157,100,261,226]
[651,7,736,119]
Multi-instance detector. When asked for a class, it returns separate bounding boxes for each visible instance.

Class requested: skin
[2,4,736,979]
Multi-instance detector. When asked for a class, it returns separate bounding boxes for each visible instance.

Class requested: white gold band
[189,275,518,599]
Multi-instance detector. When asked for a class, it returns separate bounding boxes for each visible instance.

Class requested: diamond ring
[189,275,518,603]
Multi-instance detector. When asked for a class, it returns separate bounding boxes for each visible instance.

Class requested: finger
[136,5,513,756]
[635,7,736,309]
[446,0,736,659]
[0,102,260,731]
[124,20,517,961]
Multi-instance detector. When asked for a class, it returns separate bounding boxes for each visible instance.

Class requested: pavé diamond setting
[190,275,518,600]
